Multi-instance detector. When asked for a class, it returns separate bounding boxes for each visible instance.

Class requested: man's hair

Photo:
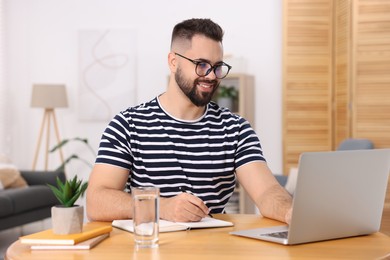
[171,18,224,49]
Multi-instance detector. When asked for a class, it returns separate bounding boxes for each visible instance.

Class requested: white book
[112,217,234,233]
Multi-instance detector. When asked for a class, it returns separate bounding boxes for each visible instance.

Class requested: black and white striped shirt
[95,97,265,213]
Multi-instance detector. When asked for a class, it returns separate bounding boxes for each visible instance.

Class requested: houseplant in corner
[217,85,238,111]
[49,137,96,172]
[47,175,88,234]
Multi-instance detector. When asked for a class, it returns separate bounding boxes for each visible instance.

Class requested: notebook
[30,233,109,250]
[230,149,390,245]
[112,217,233,233]
[20,222,113,245]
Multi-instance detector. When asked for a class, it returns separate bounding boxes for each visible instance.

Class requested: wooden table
[6,214,390,260]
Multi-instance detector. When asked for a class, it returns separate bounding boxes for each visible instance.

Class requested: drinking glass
[132,186,159,248]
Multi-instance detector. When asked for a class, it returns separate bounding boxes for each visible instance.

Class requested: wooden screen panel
[283,0,334,174]
[334,0,352,148]
[352,0,390,148]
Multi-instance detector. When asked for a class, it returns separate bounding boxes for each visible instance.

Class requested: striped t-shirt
[95,97,265,213]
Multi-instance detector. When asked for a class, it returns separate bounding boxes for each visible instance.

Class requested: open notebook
[112,217,233,233]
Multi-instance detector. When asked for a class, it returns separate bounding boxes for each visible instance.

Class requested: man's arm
[236,161,293,224]
[86,164,132,221]
[87,164,209,222]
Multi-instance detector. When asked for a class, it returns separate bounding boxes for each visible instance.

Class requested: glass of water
[132,186,159,248]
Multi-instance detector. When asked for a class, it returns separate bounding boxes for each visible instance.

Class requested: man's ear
[168,52,177,73]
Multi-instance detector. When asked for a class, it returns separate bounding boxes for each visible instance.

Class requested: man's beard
[175,67,219,107]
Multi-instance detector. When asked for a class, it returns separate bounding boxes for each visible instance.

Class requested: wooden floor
[380,178,390,236]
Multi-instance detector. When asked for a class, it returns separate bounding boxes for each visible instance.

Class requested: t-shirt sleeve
[235,117,266,169]
[95,112,133,170]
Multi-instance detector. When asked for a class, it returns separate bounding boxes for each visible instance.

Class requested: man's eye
[197,62,209,70]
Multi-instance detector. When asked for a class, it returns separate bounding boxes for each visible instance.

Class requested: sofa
[0,170,66,231]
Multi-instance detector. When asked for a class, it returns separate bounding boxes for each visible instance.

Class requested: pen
[179,187,213,218]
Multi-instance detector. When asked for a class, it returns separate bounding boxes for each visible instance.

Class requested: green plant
[47,175,88,207]
[50,137,96,172]
[217,85,238,100]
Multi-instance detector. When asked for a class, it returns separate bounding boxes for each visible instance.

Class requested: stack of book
[19,222,112,250]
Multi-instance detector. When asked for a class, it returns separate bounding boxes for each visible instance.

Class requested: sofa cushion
[0,185,58,218]
[0,193,13,217]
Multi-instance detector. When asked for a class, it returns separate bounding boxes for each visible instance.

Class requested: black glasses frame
[174,52,232,79]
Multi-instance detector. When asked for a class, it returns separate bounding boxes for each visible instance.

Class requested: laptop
[230,149,390,245]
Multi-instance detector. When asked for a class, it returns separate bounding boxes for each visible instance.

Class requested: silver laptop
[230,149,390,245]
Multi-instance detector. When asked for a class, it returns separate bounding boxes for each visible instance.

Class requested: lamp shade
[31,84,68,108]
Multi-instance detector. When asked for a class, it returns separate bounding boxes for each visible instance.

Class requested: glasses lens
[214,64,230,79]
[196,62,212,76]
[195,61,231,79]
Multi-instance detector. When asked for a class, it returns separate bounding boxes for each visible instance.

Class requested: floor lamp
[31,84,68,171]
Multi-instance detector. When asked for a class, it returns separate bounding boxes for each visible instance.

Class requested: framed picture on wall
[78,29,137,122]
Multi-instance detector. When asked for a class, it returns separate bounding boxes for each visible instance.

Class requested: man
[87,18,292,224]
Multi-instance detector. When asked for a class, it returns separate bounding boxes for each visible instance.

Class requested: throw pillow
[0,158,28,190]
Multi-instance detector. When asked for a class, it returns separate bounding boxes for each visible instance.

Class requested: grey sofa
[0,170,65,231]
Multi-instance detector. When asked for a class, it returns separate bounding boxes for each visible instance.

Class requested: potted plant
[47,175,88,234]
[217,85,238,111]
[49,137,96,172]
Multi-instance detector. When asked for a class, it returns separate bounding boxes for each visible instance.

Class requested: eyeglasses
[175,53,232,79]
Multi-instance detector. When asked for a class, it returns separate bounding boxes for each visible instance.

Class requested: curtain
[0,0,10,156]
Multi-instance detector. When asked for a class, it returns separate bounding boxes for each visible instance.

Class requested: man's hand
[160,193,209,222]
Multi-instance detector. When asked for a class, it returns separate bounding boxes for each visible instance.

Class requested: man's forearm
[257,184,293,224]
[87,188,133,222]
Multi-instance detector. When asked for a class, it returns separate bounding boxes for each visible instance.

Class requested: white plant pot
[217,97,234,111]
[51,205,84,234]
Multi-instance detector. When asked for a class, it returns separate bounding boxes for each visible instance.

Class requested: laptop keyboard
[263,231,289,239]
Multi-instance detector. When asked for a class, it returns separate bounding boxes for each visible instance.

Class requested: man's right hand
[159,193,210,222]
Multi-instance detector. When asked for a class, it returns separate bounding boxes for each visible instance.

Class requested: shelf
[218,73,256,214]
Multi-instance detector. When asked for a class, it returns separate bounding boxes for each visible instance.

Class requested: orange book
[30,233,109,250]
[20,222,112,245]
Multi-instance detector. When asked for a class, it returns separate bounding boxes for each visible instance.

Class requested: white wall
[3,0,283,178]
